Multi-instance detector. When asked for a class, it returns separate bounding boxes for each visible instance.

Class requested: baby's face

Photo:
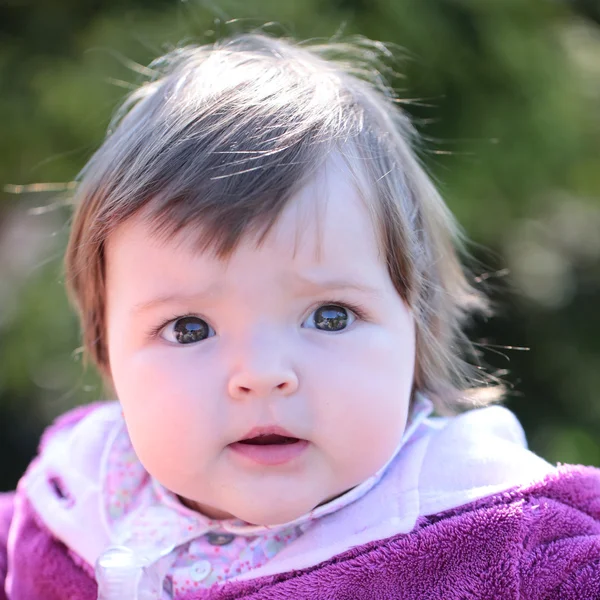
[105,161,415,525]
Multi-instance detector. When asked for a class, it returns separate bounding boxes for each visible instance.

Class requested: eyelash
[147,300,370,341]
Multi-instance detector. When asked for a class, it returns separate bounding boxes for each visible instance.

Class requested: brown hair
[65,33,497,414]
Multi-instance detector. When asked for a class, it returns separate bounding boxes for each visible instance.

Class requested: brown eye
[162,316,213,344]
[311,305,352,332]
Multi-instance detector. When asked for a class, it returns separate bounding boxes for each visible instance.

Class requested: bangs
[138,127,333,259]
[87,36,368,258]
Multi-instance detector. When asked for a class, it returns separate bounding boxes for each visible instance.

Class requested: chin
[232,499,316,526]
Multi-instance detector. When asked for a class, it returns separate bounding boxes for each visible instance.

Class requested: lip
[229,425,308,466]
[229,440,309,466]
[239,425,298,440]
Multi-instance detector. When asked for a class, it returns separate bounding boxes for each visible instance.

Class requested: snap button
[206,532,235,546]
[191,560,212,582]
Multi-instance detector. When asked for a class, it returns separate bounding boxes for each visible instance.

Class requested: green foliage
[1,0,600,488]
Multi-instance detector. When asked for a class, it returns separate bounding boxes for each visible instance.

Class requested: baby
[1,33,599,600]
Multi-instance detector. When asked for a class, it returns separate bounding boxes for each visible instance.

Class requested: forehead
[266,158,381,262]
[105,157,385,293]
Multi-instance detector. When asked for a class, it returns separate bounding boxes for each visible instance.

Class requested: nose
[228,370,298,400]
[226,334,299,401]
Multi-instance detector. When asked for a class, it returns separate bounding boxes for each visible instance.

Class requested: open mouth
[229,430,308,465]
[238,434,300,446]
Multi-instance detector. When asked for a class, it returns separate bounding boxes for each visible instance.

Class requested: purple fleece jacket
[2,465,600,599]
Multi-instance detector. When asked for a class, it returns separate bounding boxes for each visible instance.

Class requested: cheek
[109,345,224,479]
[309,325,415,468]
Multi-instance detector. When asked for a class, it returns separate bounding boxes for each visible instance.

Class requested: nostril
[230,375,298,398]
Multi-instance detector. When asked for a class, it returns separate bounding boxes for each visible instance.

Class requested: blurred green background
[1,0,600,490]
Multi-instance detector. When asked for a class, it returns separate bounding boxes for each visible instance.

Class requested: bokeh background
[1,0,600,491]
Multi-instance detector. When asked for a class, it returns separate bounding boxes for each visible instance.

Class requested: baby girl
[1,33,599,600]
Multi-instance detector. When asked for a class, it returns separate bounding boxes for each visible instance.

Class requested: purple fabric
[2,465,600,599]
[2,491,97,600]
[0,492,13,600]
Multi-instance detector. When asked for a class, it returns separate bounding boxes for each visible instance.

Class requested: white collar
[101,394,434,551]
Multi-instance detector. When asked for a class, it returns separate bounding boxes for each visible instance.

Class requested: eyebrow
[289,274,383,299]
[131,276,382,316]
[131,285,223,316]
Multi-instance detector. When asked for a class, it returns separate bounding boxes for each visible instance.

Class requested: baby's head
[65,34,491,525]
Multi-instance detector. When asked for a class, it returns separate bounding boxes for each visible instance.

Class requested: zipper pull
[95,545,164,600]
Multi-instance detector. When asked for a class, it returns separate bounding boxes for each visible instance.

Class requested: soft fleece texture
[2,465,600,599]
